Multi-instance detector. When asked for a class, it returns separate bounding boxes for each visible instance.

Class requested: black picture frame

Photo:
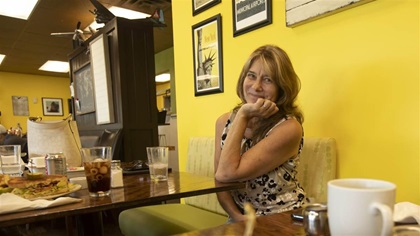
[192,14,224,96]
[193,0,221,16]
[42,98,64,116]
[232,0,272,37]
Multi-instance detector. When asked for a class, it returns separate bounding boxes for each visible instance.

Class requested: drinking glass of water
[0,145,22,177]
[146,146,169,181]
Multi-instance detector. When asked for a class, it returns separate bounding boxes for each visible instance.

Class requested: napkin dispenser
[69,177,88,189]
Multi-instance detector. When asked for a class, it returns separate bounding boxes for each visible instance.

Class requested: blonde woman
[214,45,308,222]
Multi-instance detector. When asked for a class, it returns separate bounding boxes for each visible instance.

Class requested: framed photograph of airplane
[192,14,224,96]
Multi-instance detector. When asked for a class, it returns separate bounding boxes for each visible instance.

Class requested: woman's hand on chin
[240,98,279,119]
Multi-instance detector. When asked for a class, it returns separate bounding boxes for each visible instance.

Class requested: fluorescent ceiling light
[0,54,5,65]
[155,73,170,82]
[39,61,69,73]
[110,6,150,19]
[86,6,150,31]
[0,0,38,20]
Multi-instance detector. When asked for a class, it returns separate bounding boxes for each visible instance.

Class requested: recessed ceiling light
[0,0,39,20]
[155,73,170,82]
[39,60,69,73]
[0,54,5,65]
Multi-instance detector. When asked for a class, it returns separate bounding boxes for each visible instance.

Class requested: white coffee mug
[328,178,396,236]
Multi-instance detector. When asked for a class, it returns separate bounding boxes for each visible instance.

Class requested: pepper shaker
[303,203,330,236]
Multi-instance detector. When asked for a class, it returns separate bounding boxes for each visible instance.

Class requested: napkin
[0,193,82,215]
[393,202,420,224]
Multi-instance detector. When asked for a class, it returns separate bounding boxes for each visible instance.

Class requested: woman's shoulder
[216,112,231,127]
[281,116,302,130]
[267,115,302,137]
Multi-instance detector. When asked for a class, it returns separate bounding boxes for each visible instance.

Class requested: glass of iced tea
[81,146,112,197]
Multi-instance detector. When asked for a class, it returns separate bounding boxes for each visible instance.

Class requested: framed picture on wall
[73,63,95,115]
[193,0,221,16]
[42,98,63,116]
[192,14,224,96]
[11,96,29,116]
[232,0,272,37]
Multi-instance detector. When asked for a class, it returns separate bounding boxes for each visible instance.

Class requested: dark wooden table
[175,211,305,236]
[0,172,245,234]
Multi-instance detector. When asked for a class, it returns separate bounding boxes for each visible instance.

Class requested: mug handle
[370,202,393,236]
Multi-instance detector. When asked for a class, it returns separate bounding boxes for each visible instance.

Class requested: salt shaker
[303,203,330,236]
[111,160,124,188]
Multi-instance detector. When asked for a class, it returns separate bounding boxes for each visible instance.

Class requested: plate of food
[31,183,81,200]
[2,173,82,200]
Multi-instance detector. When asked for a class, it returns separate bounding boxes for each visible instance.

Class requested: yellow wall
[156,82,171,110]
[172,0,419,204]
[0,47,174,130]
[155,47,176,113]
[0,72,71,133]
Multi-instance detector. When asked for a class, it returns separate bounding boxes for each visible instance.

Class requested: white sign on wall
[286,0,376,27]
[89,34,115,125]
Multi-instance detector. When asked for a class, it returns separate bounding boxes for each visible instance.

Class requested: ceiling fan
[50,0,165,50]
[50,0,113,49]
[50,21,94,49]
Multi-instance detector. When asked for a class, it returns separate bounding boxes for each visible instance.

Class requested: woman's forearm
[215,112,248,181]
[216,191,246,222]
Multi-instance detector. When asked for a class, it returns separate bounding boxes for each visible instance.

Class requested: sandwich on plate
[0,174,12,194]
[8,174,70,199]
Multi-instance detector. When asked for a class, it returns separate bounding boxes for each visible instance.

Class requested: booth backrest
[183,136,337,215]
[184,137,227,216]
[296,137,337,203]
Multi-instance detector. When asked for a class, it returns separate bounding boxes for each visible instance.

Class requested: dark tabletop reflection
[0,172,245,228]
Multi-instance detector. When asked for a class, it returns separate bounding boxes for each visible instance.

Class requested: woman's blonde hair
[234,45,303,142]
